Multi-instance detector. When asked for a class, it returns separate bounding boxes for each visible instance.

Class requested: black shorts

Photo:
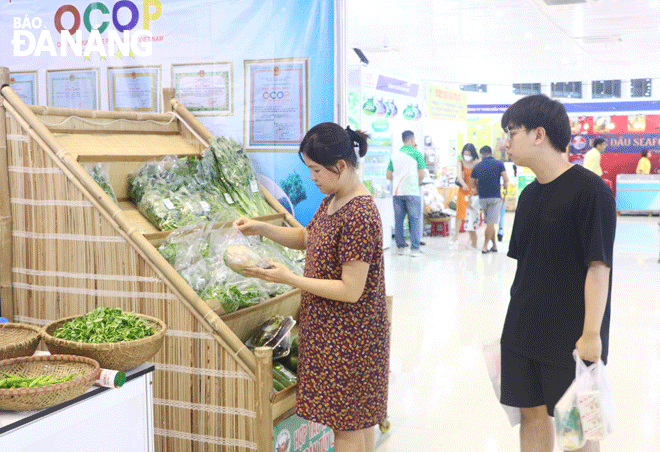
[500,346,576,417]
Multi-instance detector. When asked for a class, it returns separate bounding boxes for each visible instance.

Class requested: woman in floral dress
[235,122,389,452]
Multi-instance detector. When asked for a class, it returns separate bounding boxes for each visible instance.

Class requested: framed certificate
[108,66,161,112]
[244,58,309,151]
[47,69,100,110]
[172,62,233,115]
[9,71,38,105]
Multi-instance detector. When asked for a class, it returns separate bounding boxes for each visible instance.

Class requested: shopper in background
[583,137,606,176]
[234,123,389,452]
[470,145,509,253]
[386,130,426,257]
[500,95,616,452]
[450,143,480,249]
[636,148,651,174]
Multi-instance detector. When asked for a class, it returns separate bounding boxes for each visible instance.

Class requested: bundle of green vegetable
[128,154,238,231]
[53,307,156,343]
[0,373,78,389]
[87,163,119,205]
[207,137,275,217]
[272,363,297,391]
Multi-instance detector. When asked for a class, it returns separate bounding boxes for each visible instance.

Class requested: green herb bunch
[53,307,156,343]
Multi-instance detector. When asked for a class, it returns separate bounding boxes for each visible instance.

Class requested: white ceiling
[346,0,660,88]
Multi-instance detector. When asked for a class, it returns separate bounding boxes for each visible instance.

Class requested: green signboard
[274,414,334,452]
[517,174,536,193]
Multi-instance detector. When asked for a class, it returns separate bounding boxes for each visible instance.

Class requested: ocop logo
[275,429,291,452]
[11,1,162,58]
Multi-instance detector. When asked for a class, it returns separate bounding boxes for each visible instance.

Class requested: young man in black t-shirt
[499,95,616,452]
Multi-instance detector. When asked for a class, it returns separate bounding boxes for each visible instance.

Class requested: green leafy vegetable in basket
[53,307,156,343]
[0,373,79,389]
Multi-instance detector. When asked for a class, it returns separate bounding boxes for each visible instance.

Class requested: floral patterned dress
[295,195,390,431]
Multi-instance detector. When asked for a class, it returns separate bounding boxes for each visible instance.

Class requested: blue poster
[1,0,335,226]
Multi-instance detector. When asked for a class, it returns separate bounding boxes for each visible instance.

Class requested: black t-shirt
[502,164,616,367]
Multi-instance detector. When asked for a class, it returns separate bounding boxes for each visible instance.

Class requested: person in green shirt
[386,131,426,257]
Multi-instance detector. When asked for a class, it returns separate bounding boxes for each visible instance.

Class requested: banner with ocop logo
[1,0,335,226]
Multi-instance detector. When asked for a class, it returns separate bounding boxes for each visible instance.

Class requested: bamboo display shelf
[0,67,299,452]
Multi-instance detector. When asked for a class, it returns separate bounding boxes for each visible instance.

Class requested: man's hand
[575,332,602,363]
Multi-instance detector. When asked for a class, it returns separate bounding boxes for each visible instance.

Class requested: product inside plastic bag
[554,380,586,450]
[246,315,296,359]
[554,350,616,450]
[482,339,522,427]
[574,350,616,440]
[222,227,274,274]
[85,162,119,205]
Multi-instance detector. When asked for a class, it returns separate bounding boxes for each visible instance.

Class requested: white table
[0,363,155,452]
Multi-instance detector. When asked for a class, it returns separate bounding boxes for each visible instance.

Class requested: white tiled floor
[375,213,660,452]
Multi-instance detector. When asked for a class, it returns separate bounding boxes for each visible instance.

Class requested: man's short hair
[479,145,492,155]
[593,138,606,147]
[501,94,571,153]
[402,130,415,143]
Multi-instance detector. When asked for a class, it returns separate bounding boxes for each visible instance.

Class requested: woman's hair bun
[346,125,369,158]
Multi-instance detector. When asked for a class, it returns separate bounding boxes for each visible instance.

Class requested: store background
[1,0,336,226]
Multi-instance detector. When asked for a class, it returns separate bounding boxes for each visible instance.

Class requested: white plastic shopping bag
[554,350,615,450]
[573,350,616,440]
[554,380,586,450]
[482,339,522,427]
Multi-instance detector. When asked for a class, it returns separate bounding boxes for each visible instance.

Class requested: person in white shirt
[386,131,426,257]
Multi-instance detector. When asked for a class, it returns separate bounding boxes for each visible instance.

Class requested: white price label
[250,179,259,193]
[199,201,211,212]
[224,193,234,204]
[162,198,175,210]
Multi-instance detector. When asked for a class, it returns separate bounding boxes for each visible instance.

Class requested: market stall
[0,67,302,452]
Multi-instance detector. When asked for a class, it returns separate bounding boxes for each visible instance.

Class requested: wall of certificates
[3,0,335,225]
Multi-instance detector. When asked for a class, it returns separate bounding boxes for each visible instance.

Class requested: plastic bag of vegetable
[86,163,119,205]
[246,315,296,359]
[222,228,274,274]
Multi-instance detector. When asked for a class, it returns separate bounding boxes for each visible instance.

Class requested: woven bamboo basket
[0,354,100,411]
[0,68,302,451]
[0,323,41,360]
[41,313,167,371]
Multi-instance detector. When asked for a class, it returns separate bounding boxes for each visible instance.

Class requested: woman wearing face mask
[451,143,480,248]
[233,123,389,452]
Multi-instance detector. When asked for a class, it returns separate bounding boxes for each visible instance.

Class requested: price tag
[224,193,234,204]
[250,179,259,193]
[162,198,175,210]
[199,201,211,212]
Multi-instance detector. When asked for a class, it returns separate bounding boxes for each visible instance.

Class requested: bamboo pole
[28,104,174,122]
[260,185,303,228]
[254,346,274,452]
[0,85,257,378]
[0,68,14,320]
[170,98,214,143]
[162,88,175,113]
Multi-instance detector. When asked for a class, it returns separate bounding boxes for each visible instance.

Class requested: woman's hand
[233,217,263,236]
[241,260,293,285]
